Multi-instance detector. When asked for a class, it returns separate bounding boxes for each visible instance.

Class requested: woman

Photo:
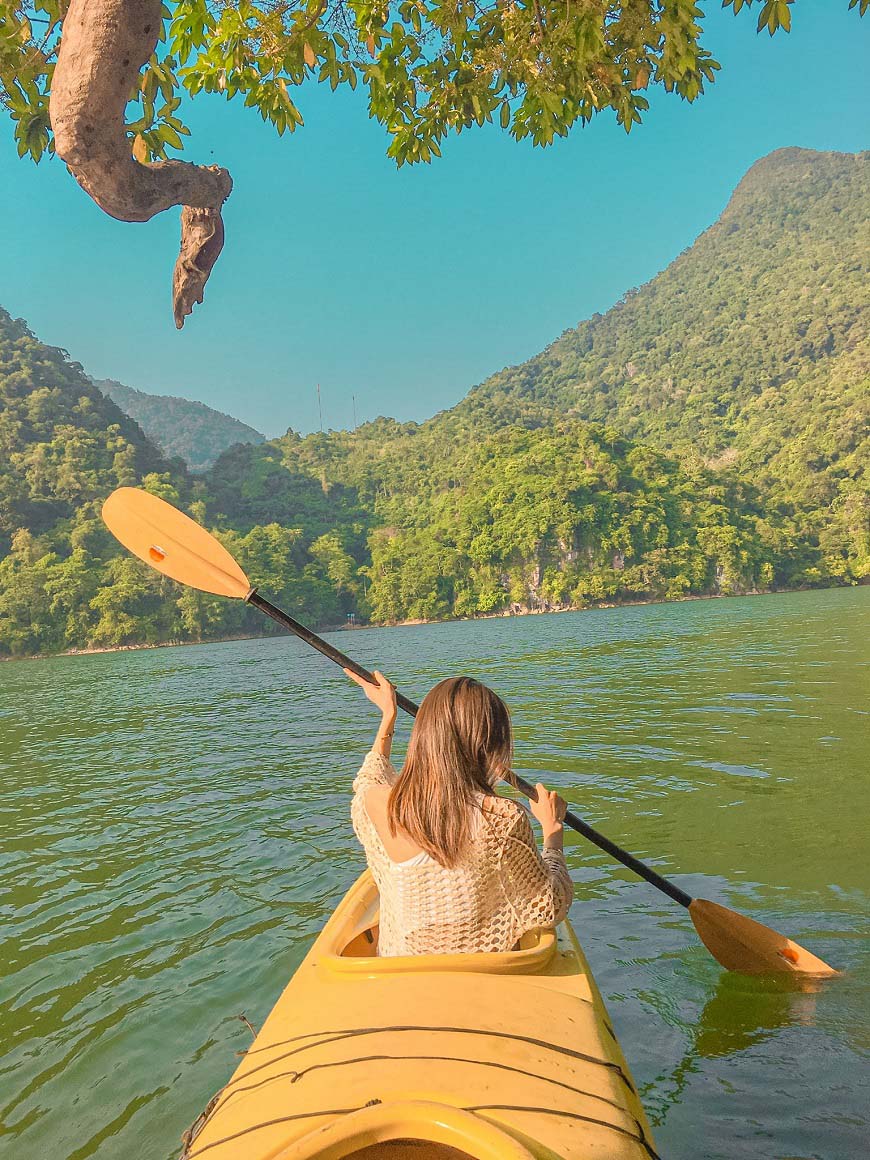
[345,667,573,957]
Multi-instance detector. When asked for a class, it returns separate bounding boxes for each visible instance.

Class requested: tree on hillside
[2,1,862,327]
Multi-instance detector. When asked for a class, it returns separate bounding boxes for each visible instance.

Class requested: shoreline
[1,582,860,664]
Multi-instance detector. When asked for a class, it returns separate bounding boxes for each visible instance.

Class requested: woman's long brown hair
[387,676,513,868]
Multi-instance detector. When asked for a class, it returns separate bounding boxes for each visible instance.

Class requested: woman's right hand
[344,667,397,718]
[528,782,567,837]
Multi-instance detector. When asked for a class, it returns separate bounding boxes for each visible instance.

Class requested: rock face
[93,379,266,473]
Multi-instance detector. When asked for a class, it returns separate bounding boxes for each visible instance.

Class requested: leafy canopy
[2,1,864,167]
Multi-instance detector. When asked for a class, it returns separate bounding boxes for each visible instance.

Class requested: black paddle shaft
[247,588,693,910]
[247,589,420,717]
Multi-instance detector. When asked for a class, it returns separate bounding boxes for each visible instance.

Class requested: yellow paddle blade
[689,899,838,976]
[101,487,251,599]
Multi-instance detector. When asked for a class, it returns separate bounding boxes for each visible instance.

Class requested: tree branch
[50,0,232,327]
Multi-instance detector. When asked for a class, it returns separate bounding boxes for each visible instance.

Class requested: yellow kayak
[181,872,657,1160]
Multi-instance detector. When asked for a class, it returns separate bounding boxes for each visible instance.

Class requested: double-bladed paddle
[101,486,837,976]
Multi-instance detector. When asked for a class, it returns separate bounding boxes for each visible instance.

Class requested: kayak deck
[182,872,657,1160]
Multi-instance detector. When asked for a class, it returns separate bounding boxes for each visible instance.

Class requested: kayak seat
[340,924,544,958]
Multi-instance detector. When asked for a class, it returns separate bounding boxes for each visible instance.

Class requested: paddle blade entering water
[689,899,838,976]
[102,487,251,599]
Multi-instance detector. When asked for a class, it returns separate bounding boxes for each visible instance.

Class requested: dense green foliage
[204,420,754,624]
[0,148,866,657]
[4,1,854,169]
[0,311,172,552]
[93,378,265,473]
[0,309,360,654]
[0,307,180,653]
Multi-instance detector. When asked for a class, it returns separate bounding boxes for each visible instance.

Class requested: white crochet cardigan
[351,750,573,957]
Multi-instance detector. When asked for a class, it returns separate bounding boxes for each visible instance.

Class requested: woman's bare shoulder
[365,782,392,805]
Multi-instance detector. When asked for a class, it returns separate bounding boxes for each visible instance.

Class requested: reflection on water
[644,970,828,1119]
[0,587,868,1160]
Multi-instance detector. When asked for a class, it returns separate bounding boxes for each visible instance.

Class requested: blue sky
[0,3,866,437]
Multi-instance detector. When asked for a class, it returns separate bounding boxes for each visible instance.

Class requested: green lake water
[1,587,868,1159]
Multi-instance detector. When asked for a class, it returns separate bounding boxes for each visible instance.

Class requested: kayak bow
[181,873,657,1160]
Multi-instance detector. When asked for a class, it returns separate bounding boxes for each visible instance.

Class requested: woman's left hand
[344,667,397,717]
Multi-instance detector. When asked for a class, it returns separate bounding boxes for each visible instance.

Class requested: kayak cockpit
[347,1148,479,1159]
[321,874,558,976]
[180,873,656,1160]
[348,1146,481,1159]
[272,1099,538,1160]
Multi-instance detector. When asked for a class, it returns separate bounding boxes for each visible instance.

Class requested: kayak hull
[182,872,657,1160]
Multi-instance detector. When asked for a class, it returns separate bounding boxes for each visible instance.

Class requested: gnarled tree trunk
[50,0,233,327]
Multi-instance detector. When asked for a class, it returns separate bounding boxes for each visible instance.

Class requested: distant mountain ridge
[93,378,266,472]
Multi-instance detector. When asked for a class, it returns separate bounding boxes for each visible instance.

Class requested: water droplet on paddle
[149,545,167,562]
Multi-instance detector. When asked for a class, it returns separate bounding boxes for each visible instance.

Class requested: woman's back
[352,750,573,957]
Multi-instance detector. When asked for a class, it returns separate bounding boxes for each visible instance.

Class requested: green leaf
[160,123,184,150]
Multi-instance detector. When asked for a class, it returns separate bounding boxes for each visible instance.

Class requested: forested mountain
[93,378,265,472]
[456,147,869,578]
[0,307,186,654]
[0,148,866,657]
[207,152,867,615]
[0,310,349,654]
[207,420,765,624]
[0,311,171,551]
[461,149,868,449]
